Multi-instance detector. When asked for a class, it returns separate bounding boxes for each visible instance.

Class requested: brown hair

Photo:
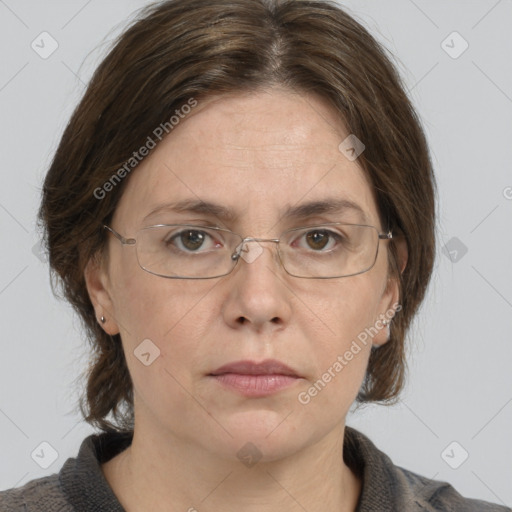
[38,0,436,433]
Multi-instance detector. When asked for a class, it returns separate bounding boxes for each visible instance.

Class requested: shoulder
[395,464,511,512]
[0,473,73,512]
[0,430,132,512]
[344,426,511,512]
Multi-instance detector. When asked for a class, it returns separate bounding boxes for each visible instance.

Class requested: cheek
[298,277,383,397]
[113,266,218,368]
[307,275,383,346]
[112,272,159,341]
[113,277,216,421]
[110,243,194,340]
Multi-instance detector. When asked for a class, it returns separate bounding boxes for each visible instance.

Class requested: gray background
[1,0,511,506]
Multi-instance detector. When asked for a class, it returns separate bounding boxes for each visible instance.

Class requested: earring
[382,319,388,326]
[100,316,106,324]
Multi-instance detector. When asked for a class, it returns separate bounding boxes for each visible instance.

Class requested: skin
[85,87,406,512]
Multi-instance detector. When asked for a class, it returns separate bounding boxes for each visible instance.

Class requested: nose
[222,239,292,333]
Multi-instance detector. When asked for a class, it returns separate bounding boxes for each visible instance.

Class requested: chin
[215,409,313,462]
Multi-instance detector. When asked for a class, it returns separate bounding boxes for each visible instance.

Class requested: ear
[84,252,120,336]
[372,236,408,347]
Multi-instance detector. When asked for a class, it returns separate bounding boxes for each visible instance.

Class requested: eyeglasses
[103,223,392,279]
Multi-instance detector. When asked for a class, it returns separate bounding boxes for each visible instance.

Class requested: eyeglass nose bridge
[231,236,281,262]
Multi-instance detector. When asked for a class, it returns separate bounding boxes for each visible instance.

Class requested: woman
[1,0,509,510]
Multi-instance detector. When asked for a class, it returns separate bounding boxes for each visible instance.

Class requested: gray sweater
[0,426,509,511]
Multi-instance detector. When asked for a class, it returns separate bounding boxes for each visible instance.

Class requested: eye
[294,228,345,252]
[165,228,221,253]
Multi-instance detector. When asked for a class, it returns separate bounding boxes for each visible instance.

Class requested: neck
[102,419,361,512]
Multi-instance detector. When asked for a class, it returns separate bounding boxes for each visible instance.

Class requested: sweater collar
[59,426,425,511]
[59,429,132,511]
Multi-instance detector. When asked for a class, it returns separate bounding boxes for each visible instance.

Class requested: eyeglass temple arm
[103,225,136,245]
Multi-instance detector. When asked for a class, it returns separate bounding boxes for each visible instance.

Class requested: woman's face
[86,87,401,461]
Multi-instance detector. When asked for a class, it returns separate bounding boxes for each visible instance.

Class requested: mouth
[208,359,302,397]
[210,359,300,377]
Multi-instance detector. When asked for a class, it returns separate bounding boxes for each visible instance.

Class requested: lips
[209,359,300,377]
[209,359,302,397]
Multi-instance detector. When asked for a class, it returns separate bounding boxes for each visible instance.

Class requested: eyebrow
[143,197,368,224]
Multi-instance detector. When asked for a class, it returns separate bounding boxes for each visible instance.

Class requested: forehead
[113,88,380,231]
